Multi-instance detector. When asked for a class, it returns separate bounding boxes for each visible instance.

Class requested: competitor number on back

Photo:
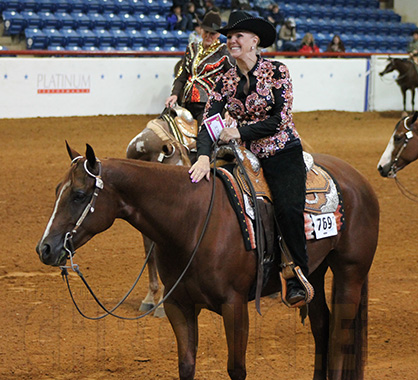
[311,213,338,239]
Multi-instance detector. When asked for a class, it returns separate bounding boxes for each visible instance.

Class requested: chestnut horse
[36,144,379,380]
[378,111,418,177]
[126,114,194,316]
[379,58,418,114]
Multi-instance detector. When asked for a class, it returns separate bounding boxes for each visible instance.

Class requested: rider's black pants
[260,144,309,277]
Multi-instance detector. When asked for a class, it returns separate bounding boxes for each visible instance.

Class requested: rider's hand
[165,95,178,109]
[219,127,240,144]
[189,155,211,183]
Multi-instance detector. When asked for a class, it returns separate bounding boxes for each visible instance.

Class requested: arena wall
[0,55,407,118]
[394,0,418,24]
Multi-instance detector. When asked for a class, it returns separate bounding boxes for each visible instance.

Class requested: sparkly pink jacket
[197,56,301,159]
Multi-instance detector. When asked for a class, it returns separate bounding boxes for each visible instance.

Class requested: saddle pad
[216,167,256,251]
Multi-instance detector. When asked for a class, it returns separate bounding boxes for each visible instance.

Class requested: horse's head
[379,58,396,76]
[36,143,116,266]
[377,111,418,177]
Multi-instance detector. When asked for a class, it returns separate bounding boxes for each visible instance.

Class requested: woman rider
[165,11,235,127]
[189,11,312,306]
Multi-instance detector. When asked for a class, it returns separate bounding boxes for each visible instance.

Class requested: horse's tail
[332,276,368,380]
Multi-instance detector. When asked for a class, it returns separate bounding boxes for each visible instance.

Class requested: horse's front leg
[165,301,200,380]
[222,298,249,380]
[139,235,161,313]
[411,88,416,112]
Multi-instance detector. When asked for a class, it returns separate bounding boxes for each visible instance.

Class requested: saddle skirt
[215,146,345,250]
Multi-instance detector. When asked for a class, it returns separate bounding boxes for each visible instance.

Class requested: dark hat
[217,11,276,48]
[199,11,222,33]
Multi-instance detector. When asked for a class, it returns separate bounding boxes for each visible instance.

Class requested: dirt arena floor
[1,111,417,380]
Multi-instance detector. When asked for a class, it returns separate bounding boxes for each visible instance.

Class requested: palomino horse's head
[36,143,116,266]
[377,111,418,177]
[126,119,192,166]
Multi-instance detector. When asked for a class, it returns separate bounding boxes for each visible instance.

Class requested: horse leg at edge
[165,302,199,380]
[307,261,330,380]
[139,235,160,312]
[412,88,416,113]
[222,299,249,380]
[327,265,367,380]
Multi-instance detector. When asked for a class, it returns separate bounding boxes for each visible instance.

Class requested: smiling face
[226,30,259,61]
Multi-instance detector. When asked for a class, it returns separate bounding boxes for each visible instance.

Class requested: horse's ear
[66,140,81,161]
[85,144,97,170]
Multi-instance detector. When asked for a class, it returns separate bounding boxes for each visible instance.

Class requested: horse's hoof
[153,307,166,318]
[139,302,155,312]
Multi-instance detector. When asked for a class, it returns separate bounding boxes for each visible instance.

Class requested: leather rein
[60,153,218,320]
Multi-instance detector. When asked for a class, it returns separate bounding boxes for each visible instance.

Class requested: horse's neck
[104,159,201,248]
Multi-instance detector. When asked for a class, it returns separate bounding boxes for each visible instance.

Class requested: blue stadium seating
[110,28,130,47]
[120,12,141,30]
[104,12,124,29]
[21,11,42,29]
[127,29,147,48]
[70,11,91,28]
[25,27,47,48]
[2,10,25,34]
[100,0,118,14]
[54,0,72,12]
[60,28,82,46]
[20,0,37,12]
[0,0,414,53]
[54,11,77,29]
[35,0,55,12]
[83,0,101,13]
[86,11,106,28]
[38,11,60,28]
[78,27,97,46]
[44,27,65,45]
[93,27,113,47]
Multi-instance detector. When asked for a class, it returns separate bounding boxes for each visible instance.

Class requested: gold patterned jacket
[171,40,235,105]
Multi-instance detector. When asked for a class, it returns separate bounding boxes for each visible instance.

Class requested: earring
[251,46,255,50]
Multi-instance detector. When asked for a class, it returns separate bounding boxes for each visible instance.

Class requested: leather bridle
[389,116,414,177]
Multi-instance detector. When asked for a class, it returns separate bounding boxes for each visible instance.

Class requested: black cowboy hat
[217,10,276,48]
[199,11,222,33]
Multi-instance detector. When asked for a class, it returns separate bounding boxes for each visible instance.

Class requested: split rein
[60,147,225,320]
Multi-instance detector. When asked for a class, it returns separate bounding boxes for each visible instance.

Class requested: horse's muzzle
[36,241,67,267]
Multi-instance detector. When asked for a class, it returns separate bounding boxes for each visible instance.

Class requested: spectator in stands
[165,11,235,126]
[167,5,184,31]
[253,0,276,18]
[277,17,298,51]
[192,0,206,17]
[265,3,284,29]
[204,0,220,14]
[184,2,200,31]
[326,35,345,53]
[167,4,193,32]
[188,20,203,44]
[231,0,252,12]
[298,33,320,54]
[407,29,418,65]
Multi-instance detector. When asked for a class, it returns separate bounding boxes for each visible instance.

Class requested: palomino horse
[379,58,418,114]
[36,144,379,380]
[126,108,196,316]
[377,111,418,177]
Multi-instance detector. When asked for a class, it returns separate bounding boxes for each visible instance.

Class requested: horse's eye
[393,134,403,143]
[73,190,87,203]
